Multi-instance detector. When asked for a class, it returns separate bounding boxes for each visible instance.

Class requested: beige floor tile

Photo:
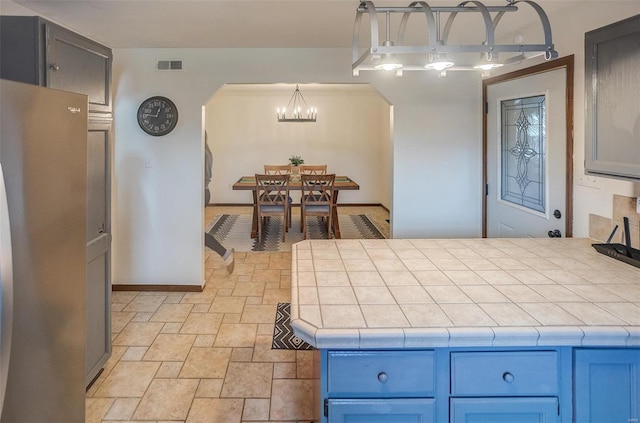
[232,282,266,297]
[241,304,277,324]
[85,398,114,423]
[270,379,316,421]
[194,334,216,347]
[180,347,232,379]
[214,323,258,347]
[180,312,224,334]
[262,288,291,304]
[150,303,194,322]
[156,361,183,378]
[230,347,254,362]
[186,398,244,423]
[133,378,199,420]
[273,362,297,378]
[250,269,282,283]
[121,346,147,361]
[143,334,196,361]
[89,208,391,422]
[220,362,274,398]
[112,322,164,347]
[103,398,139,420]
[252,334,296,363]
[209,296,246,313]
[94,361,161,397]
[242,398,271,421]
[196,379,224,398]
[111,311,136,334]
[123,295,166,313]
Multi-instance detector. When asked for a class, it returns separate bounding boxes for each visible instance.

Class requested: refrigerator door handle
[0,163,14,416]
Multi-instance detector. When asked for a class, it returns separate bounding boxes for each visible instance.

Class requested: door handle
[548,229,562,238]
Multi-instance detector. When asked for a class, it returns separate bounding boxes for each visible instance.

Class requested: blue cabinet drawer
[327,350,435,397]
[328,398,435,423]
[451,351,558,395]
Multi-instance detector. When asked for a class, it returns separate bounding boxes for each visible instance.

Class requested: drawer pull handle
[502,372,515,383]
[377,372,388,383]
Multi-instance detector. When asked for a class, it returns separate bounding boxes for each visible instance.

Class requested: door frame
[482,55,574,238]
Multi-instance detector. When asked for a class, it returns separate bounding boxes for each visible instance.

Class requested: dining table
[232,175,360,239]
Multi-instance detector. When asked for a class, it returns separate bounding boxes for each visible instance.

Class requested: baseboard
[210,202,387,209]
[112,284,203,292]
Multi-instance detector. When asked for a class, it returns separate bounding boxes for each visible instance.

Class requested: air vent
[156,59,183,71]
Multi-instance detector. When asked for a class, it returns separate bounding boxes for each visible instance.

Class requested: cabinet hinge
[485,184,489,196]
[557,399,560,416]
[485,102,489,114]
[324,398,329,417]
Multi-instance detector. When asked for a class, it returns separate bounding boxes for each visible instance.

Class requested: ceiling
[5,0,580,50]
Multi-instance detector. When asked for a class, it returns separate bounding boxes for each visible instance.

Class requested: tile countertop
[289,238,640,349]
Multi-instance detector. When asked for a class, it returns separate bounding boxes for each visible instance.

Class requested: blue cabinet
[574,349,640,423]
[450,398,559,423]
[328,398,435,423]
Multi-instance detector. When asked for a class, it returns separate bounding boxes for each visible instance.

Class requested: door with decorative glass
[485,66,568,238]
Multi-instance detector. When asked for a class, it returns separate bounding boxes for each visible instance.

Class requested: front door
[484,57,573,238]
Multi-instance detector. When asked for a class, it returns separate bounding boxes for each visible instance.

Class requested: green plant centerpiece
[289,155,304,166]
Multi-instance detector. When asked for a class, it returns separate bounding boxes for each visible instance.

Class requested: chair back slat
[299,164,327,175]
[264,164,292,175]
[301,174,335,204]
[255,174,290,206]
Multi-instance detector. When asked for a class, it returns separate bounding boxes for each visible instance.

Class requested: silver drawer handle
[377,372,388,383]
[502,372,515,383]
[49,64,60,71]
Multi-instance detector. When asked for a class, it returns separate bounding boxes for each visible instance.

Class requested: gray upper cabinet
[0,16,112,115]
[584,14,640,181]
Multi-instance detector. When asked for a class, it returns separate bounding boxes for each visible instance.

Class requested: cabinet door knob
[502,372,515,383]
[377,372,388,383]
[49,63,60,71]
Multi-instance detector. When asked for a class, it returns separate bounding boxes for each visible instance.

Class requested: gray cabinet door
[47,24,112,115]
[86,121,112,387]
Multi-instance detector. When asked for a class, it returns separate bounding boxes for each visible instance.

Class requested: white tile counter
[289,238,640,349]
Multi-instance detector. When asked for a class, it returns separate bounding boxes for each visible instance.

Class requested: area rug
[272,302,314,350]
[207,213,385,252]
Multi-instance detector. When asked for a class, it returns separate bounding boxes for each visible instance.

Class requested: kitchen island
[290,238,640,423]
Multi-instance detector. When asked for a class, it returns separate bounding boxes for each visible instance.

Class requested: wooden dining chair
[300,173,335,239]
[255,173,290,243]
[299,164,327,175]
[264,164,292,175]
[264,164,293,227]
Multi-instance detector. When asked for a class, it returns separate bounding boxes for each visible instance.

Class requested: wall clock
[137,96,178,136]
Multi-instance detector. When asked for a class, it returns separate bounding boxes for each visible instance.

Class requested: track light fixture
[352,0,558,76]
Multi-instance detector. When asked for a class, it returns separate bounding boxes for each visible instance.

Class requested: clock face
[137,96,178,136]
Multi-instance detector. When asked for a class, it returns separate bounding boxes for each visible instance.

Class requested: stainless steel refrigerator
[0,79,87,422]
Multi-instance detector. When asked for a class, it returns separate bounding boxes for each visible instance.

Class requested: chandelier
[352,0,558,76]
[277,85,317,122]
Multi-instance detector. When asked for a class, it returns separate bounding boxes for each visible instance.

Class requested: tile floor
[85,206,389,423]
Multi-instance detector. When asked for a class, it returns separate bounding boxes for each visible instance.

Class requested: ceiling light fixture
[277,85,317,122]
[352,0,558,76]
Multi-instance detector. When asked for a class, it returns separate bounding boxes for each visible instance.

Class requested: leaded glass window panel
[500,95,546,214]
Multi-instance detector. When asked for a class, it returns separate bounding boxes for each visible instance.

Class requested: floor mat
[207,213,385,252]
[271,303,314,350]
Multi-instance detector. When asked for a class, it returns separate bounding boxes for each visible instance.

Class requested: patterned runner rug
[207,213,384,252]
[272,303,314,350]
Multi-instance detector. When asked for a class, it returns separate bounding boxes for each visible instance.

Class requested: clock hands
[142,106,162,119]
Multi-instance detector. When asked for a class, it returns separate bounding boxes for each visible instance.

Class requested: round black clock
[137,96,178,136]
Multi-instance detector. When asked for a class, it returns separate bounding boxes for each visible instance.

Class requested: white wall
[205,84,391,206]
[112,48,480,286]
[111,3,640,287]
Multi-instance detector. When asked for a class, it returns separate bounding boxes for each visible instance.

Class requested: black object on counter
[592,217,640,269]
